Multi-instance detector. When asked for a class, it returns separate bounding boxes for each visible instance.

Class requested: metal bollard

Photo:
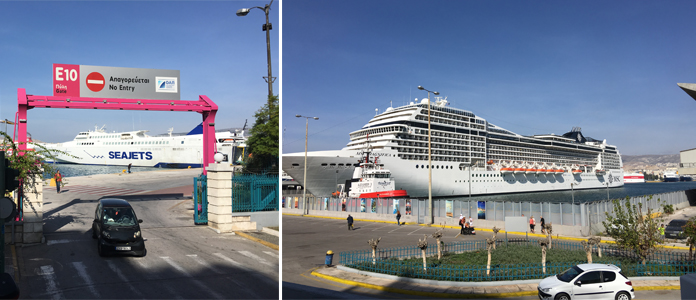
[325,250,334,266]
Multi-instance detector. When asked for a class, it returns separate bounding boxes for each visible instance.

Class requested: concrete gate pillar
[206,163,234,233]
[23,172,44,243]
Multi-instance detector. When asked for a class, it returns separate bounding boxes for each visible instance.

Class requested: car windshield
[103,207,137,226]
[557,266,583,282]
[668,220,687,226]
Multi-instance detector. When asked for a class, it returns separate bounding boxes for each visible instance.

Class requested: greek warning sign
[53,64,180,100]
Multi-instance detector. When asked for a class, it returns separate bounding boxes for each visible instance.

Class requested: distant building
[679,148,696,176]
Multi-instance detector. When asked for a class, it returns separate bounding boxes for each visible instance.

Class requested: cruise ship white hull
[283,149,624,198]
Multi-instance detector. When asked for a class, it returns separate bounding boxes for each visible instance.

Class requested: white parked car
[537,263,635,300]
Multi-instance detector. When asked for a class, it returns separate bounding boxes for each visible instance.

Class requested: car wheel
[555,293,571,300]
[92,229,97,239]
[97,238,105,257]
[615,291,630,300]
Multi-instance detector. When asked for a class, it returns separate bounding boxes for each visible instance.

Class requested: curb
[234,231,279,251]
[262,227,280,237]
[284,213,690,250]
[311,269,680,298]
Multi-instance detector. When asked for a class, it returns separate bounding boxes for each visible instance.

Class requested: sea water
[42,164,161,179]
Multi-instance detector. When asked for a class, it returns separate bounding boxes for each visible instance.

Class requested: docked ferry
[39,124,247,168]
[623,172,645,183]
[283,97,624,197]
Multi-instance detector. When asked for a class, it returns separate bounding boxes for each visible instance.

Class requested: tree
[588,236,602,258]
[492,226,500,250]
[432,226,444,259]
[486,238,495,276]
[0,132,65,196]
[545,223,554,249]
[367,237,381,265]
[244,95,278,173]
[417,235,428,272]
[603,196,664,265]
[539,239,549,274]
[581,241,593,264]
[683,217,696,260]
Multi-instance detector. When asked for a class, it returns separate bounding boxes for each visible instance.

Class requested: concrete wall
[232,211,278,230]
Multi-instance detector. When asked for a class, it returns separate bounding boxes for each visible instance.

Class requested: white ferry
[39,124,247,168]
[283,97,624,197]
[345,145,407,198]
[623,172,645,183]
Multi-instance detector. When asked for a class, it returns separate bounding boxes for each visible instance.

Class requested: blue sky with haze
[282,0,696,156]
[0,0,277,143]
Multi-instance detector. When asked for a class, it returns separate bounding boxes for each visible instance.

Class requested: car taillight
[625,281,632,286]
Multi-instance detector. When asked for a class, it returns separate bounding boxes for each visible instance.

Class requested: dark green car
[92,198,146,257]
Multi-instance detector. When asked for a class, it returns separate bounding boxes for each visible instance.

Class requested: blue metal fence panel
[232,174,279,212]
[193,174,208,225]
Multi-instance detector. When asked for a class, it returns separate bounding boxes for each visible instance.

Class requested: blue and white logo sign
[156,77,178,93]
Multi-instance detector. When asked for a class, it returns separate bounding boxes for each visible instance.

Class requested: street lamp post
[297,115,319,215]
[418,85,439,225]
[236,0,276,102]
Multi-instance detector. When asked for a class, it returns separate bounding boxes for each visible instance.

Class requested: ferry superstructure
[283,98,624,197]
[40,124,247,168]
[624,172,645,183]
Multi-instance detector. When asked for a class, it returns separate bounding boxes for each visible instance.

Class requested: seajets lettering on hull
[108,151,153,160]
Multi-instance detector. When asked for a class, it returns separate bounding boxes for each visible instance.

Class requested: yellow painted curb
[311,270,537,298]
[234,231,279,251]
[283,213,414,225]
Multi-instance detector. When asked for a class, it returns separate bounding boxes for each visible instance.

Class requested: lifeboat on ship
[513,164,526,174]
[545,165,556,174]
[500,162,514,174]
[555,168,566,174]
[572,168,583,175]
[595,169,606,175]
[536,165,546,175]
[525,164,537,174]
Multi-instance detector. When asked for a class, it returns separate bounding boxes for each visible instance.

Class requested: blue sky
[282,0,696,156]
[0,0,278,143]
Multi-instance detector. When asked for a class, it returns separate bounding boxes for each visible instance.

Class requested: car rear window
[619,271,629,280]
[602,271,616,282]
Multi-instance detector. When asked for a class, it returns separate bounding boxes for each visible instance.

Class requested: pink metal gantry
[16,88,218,174]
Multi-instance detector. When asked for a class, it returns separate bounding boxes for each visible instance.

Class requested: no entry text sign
[53,64,180,100]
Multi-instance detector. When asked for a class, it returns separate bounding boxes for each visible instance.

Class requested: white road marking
[161,257,225,299]
[106,260,143,297]
[371,224,389,231]
[263,251,279,259]
[71,262,100,298]
[187,254,223,274]
[39,265,64,300]
[213,253,246,269]
[238,250,274,267]
[408,226,424,235]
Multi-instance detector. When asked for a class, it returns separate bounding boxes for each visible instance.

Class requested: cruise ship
[39,124,247,168]
[283,98,624,197]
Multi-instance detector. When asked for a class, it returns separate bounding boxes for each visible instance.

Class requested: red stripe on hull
[359,190,408,198]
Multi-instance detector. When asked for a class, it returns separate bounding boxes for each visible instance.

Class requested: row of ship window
[79,141,181,145]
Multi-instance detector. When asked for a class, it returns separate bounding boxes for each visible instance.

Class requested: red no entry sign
[85,72,105,92]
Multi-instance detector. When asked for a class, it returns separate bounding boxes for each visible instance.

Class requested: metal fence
[339,239,696,281]
[193,174,208,225]
[232,174,279,212]
[284,190,689,228]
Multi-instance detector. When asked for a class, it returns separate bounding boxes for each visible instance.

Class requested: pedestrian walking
[396,210,401,226]
[347,214,354,230]
[54,170,63,194]
[530,215,536,233]
[127,163,132,174]
[540,216,546,234]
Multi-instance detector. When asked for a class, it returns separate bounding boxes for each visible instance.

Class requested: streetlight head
[313,117,319,120]
[236,8,250,16]
[434,91,440,95]
[417,86,424,90]
[295,114,302,118]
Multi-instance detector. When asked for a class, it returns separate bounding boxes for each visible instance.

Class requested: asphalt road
[282,214,683,300]
[17,170,279,299]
